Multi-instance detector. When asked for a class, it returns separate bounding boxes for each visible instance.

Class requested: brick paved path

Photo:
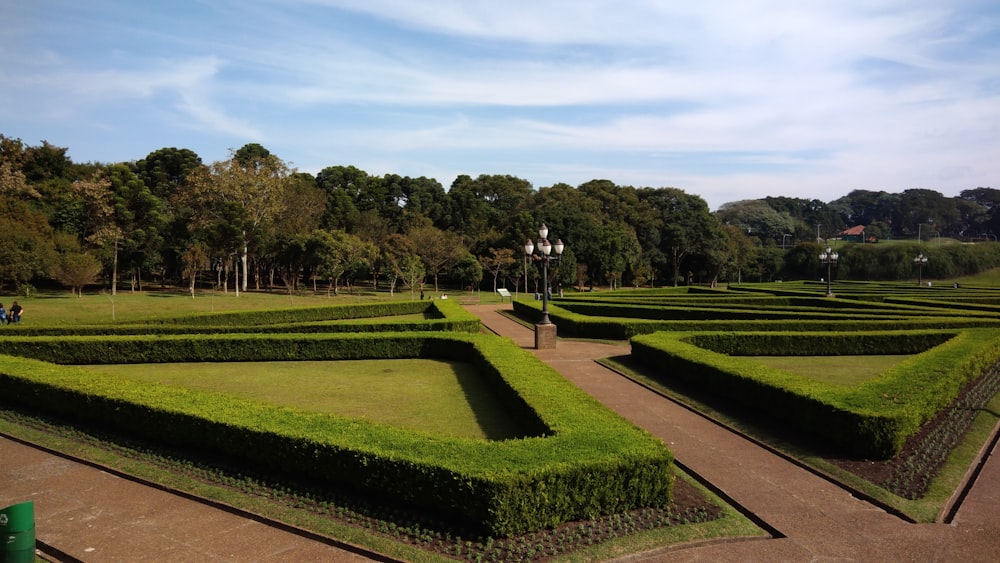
[0,433,395,562]
[465,304,1000,562]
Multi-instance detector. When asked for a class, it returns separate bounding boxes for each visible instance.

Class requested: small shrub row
[0,332,673,537]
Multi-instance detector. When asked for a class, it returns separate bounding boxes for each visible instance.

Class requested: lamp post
[819,246,838,297]
[524,224,565,349]
[914,253,928,286]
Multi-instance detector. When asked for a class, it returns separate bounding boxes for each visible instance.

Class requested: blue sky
[2,1,998,210]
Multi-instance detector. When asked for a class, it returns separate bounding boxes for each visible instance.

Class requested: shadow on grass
[452,365,548,441]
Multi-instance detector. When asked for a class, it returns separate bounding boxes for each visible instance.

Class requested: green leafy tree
[272,233,311,292]
[107,164,168,291]
[134,147,202,200]
[529,183,600,288]
[315,165,368,231]
[448,174,534,253]
[719,224,757,284]
[408,225,467,291]
[639,188,722,286]
[381,233,420,297]
[451,252,484,292]
[0,143,40,199]
[0,195,55,292]
[180,242,210,296]
[958,188,1000,240]
[763,196,843,243]
[73,171,122,293]
[755,247,787,282]
[311,229,372,295]
[397,254,426,299]
[479,247,515,292]
[52,251,102,296]
[898,189,960,239]
[716,199,797,246]
[406,176,452,229]
[783,243,825,280]
[260,173,327,291]
[592,222,640,289]
[182,146,294,293]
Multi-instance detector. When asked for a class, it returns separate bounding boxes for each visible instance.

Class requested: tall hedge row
[0,332,673,536]
[513,299,1000,339]
[629,329,1000,458]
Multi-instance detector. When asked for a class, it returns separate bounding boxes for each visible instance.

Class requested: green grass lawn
[953,268,1000,287]
[1,287,505,326]
[76,359,525,440]
[4,289,395,326]
[745,355,914,386]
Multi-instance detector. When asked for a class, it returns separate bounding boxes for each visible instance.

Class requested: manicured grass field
[2,287,501,326]
[746,355,914,386]
[76,359,525,440]
[7,289,394,326]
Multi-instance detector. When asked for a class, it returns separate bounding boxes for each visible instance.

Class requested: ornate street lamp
[819,246,839,297]
[524,224,566,348]
[914,253,929,286]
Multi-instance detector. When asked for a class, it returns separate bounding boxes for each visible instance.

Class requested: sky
[2,1,998,210]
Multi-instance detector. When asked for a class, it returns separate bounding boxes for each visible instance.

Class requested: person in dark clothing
[0,303,6,325]
[10,301,22,323]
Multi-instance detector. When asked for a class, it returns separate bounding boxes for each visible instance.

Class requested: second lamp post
[914,253,929,286]
[819,246,839,297]
[525,224,565,349]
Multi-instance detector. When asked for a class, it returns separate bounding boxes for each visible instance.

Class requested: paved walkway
[2,304,998,561]
[0,437,389,562]
[465,304,1000,562]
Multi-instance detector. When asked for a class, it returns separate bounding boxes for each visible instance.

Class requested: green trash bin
[1,501,35,563]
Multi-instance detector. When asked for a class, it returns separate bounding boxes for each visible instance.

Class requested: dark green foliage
[685,331,955,356]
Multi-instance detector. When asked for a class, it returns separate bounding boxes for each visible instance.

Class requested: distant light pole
[819,246,839,297]
[782,234,792,249]
[525,224,565,349]
[914,253,929,286]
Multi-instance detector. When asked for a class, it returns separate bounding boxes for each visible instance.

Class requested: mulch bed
[828,362,1000,500]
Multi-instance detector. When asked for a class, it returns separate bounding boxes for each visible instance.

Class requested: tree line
[1,134,998,296]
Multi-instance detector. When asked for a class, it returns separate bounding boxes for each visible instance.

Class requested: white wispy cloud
[1,1,996,208]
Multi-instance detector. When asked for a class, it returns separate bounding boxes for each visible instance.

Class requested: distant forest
[1,134,998,295]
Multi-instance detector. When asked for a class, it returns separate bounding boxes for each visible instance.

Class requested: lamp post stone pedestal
[534,322,557,349]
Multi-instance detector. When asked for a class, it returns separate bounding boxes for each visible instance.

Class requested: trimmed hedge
[6,299,481,337]
[0,332,673,537]
[629,329,1000,459]
[513,299,1000,338]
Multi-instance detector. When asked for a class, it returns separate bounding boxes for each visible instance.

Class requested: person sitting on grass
[10,301,22,324]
